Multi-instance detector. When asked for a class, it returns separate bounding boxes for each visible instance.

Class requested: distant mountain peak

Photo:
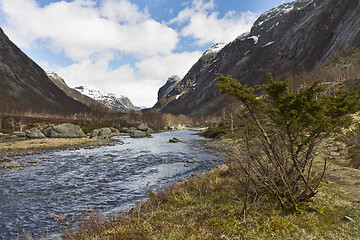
[74,86,139,112]
[203,43,226,56]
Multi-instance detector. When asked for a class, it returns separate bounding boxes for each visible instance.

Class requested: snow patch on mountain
[255,0,313,27]
[203,43,226,56]
[74,86,139,112]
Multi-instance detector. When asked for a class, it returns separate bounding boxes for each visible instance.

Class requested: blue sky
[0,0,291,107]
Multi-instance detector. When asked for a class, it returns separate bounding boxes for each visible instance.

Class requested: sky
[0,0,291,107]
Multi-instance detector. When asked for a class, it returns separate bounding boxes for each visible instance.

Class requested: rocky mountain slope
[46,72,110,112]
[154,0,360,116]
[157,75,182,101]
[0,28,90,115]
[74,86,140,112]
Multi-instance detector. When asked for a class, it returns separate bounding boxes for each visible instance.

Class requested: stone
[146,130,153,138]
[138,123,149,131]
[90,128,112,139]
[169,137,181,143]
[44,123,86,138]
[12,131,26,137]
[105,154,116,157]
[1,161,20,168]
[109,127,120,133]
[90,129,100,138]
[26,128,45,139]
[98,128,112,139]
[130,130,147,138]
[121,127,130,133]
[129,127,137,132]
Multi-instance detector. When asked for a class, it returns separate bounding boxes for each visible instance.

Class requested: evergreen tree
[216,73,360,210]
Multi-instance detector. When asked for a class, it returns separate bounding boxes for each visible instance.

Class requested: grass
[0,137,100,151]
[61,164,360,240]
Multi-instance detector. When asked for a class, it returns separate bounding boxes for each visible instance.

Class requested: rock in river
[169,137,181,143]
[130,130,148,138]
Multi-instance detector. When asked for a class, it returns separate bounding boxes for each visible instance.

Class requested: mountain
[0,28,90,115]
[46,71,110,112]
[74,86,140,112]
[154,0,360,116]
[157,74,182,102]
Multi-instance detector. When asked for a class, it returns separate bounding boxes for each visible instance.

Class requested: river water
[0,130,222,239]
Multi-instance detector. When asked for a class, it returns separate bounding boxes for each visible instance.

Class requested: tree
[216,73,360,211]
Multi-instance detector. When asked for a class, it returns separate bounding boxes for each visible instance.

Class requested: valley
[0,0,359,239]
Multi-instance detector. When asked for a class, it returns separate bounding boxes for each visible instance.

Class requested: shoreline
[0,135,124,163]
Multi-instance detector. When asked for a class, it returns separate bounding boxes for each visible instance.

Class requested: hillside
[0,28,90,115]
[154,0,360,116]
[46,72,110,113]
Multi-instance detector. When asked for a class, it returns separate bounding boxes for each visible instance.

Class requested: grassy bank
[60,159,359,240]
[0,137,100,151]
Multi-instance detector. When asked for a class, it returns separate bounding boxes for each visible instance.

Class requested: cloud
[0,0,258,107]
[0,0,178,60]
[135,51,202,80]
[169,0,257,45]
[56,50,202,107]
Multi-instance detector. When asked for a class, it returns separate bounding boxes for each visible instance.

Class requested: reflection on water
[0,130,222,239]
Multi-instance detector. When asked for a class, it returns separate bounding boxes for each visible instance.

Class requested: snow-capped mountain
[74,86,140,112]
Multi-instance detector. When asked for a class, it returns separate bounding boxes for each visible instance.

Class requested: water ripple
[0,130,222,239]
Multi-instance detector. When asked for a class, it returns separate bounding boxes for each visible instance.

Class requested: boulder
[26,128,45,139]
[109,127,120,134]
[90,129,100,138]
[120,127,130,133]
[138,123,149,131]
[130,130,147,138]
[91,128,112,139]
[169,124,186,131]
[169,137,181,143]
[129,127,137,132]
[145,130,152,138]
[44,123,86,138]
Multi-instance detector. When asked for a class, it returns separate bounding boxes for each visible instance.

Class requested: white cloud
[0,0,178,60]
[0,0,258,107]
[56,50,202,106]
[170,0,257,45]
[135,51,202,80]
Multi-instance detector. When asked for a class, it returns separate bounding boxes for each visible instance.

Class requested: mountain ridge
[0,28,90,115]
[154,0,360,116]
[74,85,140,112]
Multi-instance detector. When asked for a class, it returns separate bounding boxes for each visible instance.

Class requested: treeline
[0,107,223,134]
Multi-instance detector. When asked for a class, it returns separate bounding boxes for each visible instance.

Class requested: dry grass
[0,137,99,151]
[61,163,360,240]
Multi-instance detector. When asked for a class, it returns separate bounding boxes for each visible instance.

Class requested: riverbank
[1,130,223,239]
[58,135,360,240]
[61,160,360,240]
[0,134,123,163]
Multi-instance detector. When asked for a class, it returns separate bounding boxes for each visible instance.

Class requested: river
[0,130,222,239]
